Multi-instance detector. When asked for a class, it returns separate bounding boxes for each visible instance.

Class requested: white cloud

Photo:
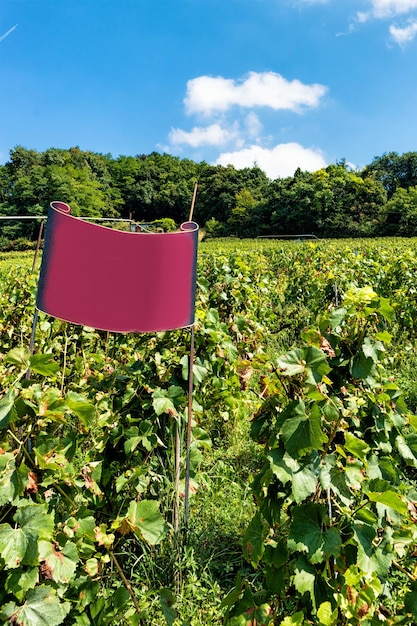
[359,0,417,20]
[215,143,327,179]
[389,18,417,41]
[169,123,240,148]
[184,72,327,116]
[244,112,263,140]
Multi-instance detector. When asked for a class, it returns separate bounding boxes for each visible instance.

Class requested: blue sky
[1,0,417,178]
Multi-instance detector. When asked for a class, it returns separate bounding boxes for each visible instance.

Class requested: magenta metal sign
[36,201,199,333]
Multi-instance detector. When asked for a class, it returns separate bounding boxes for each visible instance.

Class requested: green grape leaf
[377,297,395,322]
[323,527,342,559]
[0,524,28,569]
[0,586,70,626]
[160,588,177,626]
[404,583,417,620]
[0,389,18,429]
[320,462,353,507]
[293,556,317,610]
[279,612,306,626]
[29,353,59,377]
[277,350,305,377]
[288,503,326,563]
[366,490,407,514]
[152,389,177,417]
[344,432,370,462]
[268,448,295,486]
[303,346,331,384]
[38,540,78,584]
[317,601,338,626]
[291,465,318,503]
[243,512,268,567]
[351,352,373,379]
[0,452,20,505]
[5,567,39,602]
[66,391,96,427]
[353,522,392,576]
[4,347,30,368]
[14,503,55,542]
[396,433,417,467]
[281,405,327,459]
[127,500,166,545]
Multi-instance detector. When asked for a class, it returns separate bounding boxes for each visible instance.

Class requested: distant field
[1,237,417,624]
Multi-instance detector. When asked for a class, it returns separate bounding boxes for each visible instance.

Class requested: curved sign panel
[36,201,199,333]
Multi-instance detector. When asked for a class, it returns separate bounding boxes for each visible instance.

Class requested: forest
[1,146,417,247]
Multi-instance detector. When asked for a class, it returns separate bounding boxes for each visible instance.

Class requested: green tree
[382,185,417,235]
[110,152,199,223]
[227,188,258,237]
[363,151,417,199]
[316,165,386,237]
[267,169,318,235]
[198,164,269,227]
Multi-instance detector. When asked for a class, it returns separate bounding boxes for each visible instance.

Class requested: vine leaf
[317,601,338,626]
[344,432,370,462]
[277,350,305,376]
[66,391,96,427]
[0,525,27,569]
[38,540,78,584]
[14,503,55,542]
[280,403,327,459]
[0,390,17,429]
[320,460,353,506]
[5,567,38,601]
[243,512,268,567]
[29,353,59,377]
[291,465,318,503]
[160,588,177,626]
[4,347,30,367]
[0,451,21,505]
[0,586,70,626]
[366,490,407,515]
[288,503,327,563]
[353,522,392,576]
[126,500,166,545]
[279,611,306,625]
[396,434,417,467]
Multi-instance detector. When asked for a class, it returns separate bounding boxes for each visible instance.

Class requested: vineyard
[1,237,417,625]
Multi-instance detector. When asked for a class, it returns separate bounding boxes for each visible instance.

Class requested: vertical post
[334,282,339,306]
[189,182,198,222]
[184,325,195,527]
[31,219,44,273]
[173,419,181,535]
[25,308,39,380]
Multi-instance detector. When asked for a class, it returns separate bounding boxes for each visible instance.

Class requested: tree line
[1,145,417,248]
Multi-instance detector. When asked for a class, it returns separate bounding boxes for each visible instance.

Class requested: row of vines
[1,237,417,625]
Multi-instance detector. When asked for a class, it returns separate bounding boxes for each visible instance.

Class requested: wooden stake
[189,182,198,222]
[31,219,44,273]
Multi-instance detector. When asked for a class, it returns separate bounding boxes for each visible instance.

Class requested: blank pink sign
[36,202,199,333]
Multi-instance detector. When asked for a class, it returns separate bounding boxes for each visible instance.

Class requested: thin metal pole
[184,325,195,527]
[25,308,39,380]
[173,420,181,535]
[189,182,198,222]
[31,219,44,273]
[334,282,339,306]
